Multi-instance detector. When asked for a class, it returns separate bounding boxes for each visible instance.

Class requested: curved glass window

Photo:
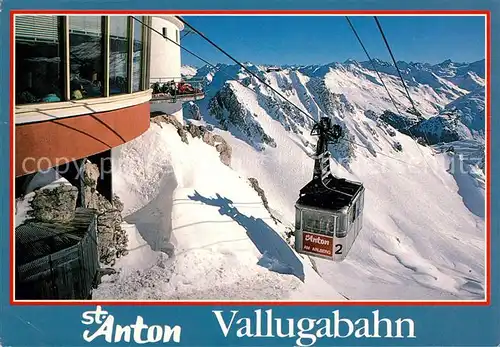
[302,209,336,237]
[15,15,64,105]
[109,16,130,95]
[15,14,151,106]
[69,16,104,100]
[295,207,301,231]
[335,215,348,238]
[132,16,144,92]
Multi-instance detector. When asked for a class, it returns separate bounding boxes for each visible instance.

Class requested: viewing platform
[149,78,205,104]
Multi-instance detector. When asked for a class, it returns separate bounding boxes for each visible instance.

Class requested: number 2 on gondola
[335,244,343,254]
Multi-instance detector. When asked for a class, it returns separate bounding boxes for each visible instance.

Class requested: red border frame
[10,9,491,307]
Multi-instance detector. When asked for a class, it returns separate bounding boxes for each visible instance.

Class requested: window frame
[140,16,149,91]
[14,15,67,105]
[130,15,146,93]
[67,16,107,100]
[350,201,357,223]
[108,15,131,96]
[14,14,151,107]
[300,208,337,237]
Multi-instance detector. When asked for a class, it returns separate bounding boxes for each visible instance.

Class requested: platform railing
[149,77,205,103]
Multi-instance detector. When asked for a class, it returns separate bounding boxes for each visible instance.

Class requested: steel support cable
[175,16,319,124]
[133,16,428,172]
[144,16,350,194]
[133,16,316,125]
[347,16,428,146]
[373,15,433,149]
[174,16,358,194]
[345,16,404,118]
[372,16,436,171]
[346,16,434,171]
[373,16,419,115]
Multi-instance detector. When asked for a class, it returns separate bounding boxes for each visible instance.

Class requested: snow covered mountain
[442,88,486,137]
[430,59,485,91]
[181,65,198,79]
[92,58,486,301]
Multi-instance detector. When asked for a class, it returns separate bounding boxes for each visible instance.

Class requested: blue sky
[179,15,486,67]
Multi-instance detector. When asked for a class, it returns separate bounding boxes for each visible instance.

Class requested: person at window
[87,71,103,96]
[71,80,84,100]
[41,92,61,103]
[304,216,314,233]
[92,72,101,88]
[167,80,176,95]
[17,89,37,104]
[41,83,62,103]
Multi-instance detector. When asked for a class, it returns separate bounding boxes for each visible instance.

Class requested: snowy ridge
[410,114,474,145]
[434,140,486,219]
[443,89,486,137]
[404,89,486,145]
[174,58,486,300]
[93,122,346,300]
[181,65,198,78]
[89,57,486,300]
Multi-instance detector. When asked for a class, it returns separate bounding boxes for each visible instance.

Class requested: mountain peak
[343,58,358,65]
[440,59,453,66]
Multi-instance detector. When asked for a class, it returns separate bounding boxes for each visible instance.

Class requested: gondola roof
[296,176,364,212]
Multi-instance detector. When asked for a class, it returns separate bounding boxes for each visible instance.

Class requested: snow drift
[94,57,485,301]
[93,121,346,300]
[179,58,486,300]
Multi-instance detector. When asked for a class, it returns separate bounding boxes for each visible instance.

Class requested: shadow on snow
[188,191,305,282]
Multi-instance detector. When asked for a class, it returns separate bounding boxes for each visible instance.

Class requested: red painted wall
[16,102,151,177]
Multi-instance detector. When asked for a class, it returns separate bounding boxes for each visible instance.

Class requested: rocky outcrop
[30,184,78,223]
[377,89,484,146]
[376,119,397,137]
[211,134,232,167]
[186,101,202,120]
[364,109,379,121]
[94,193,128,266]
[151,112,189,144]
[209,83,277,151]
[80,159,128,266]
[248,177,278,224]
[380,110,420,133]
[21,160,129,267]
[81,160,100,209]
[392,141,403,152]
[260,92,306,136]
[151,113,233,167]
[443,89,485,138]
[308,78,355,118]
[408,114,472,145]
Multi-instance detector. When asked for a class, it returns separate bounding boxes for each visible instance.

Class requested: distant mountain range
[182,58,485,148]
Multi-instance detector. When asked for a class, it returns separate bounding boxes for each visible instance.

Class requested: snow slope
[443,89,486,137]
[94,58,485,301]
[181,65,198,79]
[93,122,345,300]
[434,140,486,220]
[179,59,485,300]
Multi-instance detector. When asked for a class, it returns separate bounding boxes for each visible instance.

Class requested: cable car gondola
[143,17,366,261]
[294,117,365,262]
